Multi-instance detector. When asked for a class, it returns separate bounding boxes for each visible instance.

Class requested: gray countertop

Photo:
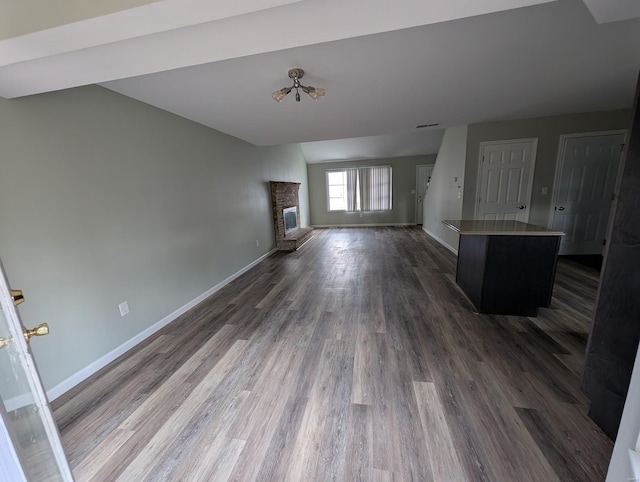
[442,219,565,236]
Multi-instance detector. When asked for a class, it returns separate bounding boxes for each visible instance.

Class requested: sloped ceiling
[1,0,639,162]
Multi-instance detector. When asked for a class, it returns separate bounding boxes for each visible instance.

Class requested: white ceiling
[1,0,639,162]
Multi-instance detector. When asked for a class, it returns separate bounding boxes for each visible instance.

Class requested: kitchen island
[442,220,565,317]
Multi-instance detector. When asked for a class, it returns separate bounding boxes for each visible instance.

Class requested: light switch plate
[119,301,129,317]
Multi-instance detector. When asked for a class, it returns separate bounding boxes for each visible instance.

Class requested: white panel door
[415,164,433,225]
[477,139,536,222]
[552,133,625,255]
[0,258,73,481]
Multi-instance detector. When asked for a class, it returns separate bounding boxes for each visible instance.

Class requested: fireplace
[283,207,298,235]
[270,181,313,251]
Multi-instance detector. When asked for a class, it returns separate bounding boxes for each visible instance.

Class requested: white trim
[547,130,628,228]
[423,226,458,255]
[3,394,33,412]
[47,248,277,401]
[311,223,415,228]
[475,138,538,222]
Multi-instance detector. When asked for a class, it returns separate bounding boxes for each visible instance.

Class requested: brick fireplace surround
[270,181,313,251]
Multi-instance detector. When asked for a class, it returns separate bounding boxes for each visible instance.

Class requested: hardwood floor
[52,227,612,481]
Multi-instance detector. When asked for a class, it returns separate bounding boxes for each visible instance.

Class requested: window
[326,166,392,212]
[327,170,348,211]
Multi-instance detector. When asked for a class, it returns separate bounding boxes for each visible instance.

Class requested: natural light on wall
[326,166,392,212]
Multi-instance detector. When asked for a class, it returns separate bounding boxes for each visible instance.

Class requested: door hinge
[621,143,626,153]
[603,239,607,246]
[482,156,485,163]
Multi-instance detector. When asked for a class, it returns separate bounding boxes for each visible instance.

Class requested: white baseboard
[46,249,276,402]
[423,226,458,255]
[312,223,415,228]
[3,393,32,412]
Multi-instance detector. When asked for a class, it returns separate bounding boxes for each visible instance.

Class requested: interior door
[0,259,73,481]
[551,133,625,255]
[476,139,537,222]
[415,164,433,225]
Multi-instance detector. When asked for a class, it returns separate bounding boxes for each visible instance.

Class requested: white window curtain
[359,166,392,211]
[327,165,392,212]
[346,168,359,212]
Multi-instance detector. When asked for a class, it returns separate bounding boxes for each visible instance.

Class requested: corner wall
[0,85,309,394]
[423,126,468,252]
[307,155,436,226]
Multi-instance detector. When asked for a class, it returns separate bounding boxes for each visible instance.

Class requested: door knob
[23,323,49,343]
[557,206,565,211]
[517,205,526,210]
[0,337,10,349]
[10,289,24,306]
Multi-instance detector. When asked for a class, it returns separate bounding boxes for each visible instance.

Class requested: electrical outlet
[118,301,129,317]
[541,187,549,195]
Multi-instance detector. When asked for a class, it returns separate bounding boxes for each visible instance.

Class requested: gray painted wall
[0,85,309,392]
[307,155,436,226]
[463,110,631,227]
[423,126,468,252]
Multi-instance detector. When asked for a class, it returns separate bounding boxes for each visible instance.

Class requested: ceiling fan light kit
[272,68,325,103]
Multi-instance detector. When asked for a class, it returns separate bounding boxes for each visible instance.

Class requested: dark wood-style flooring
[52,227,612,481]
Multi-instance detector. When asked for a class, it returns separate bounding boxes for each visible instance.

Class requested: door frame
[547,130,627,228]
[0,259,74,481]
[475,138,538,222]
[415,164,434,224]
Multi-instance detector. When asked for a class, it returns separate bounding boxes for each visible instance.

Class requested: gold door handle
[23,323,49,343]
[11,289,24,306]
[0,337,10,349]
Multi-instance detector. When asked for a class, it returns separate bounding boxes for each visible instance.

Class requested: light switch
[541,187,549,195]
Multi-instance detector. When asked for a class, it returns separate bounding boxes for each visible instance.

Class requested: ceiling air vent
[415,123,440,129]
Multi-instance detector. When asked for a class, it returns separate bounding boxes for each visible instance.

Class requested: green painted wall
[0,85,308,392]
